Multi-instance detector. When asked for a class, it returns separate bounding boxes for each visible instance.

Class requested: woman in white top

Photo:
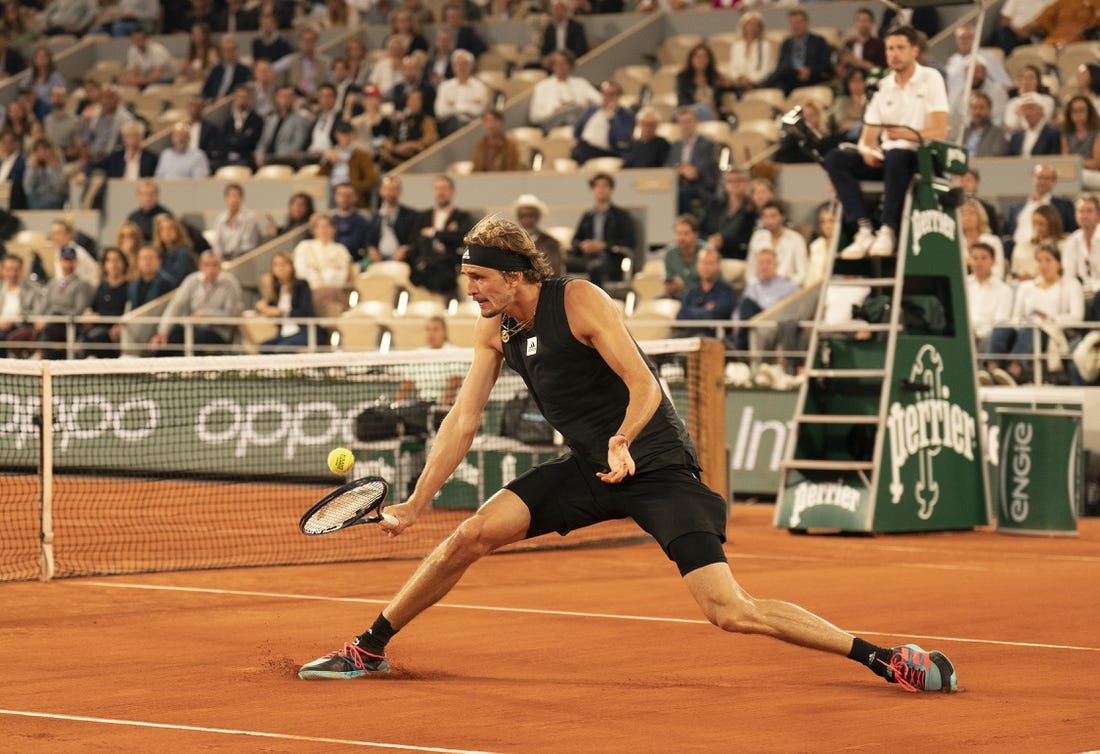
[293,213,353,311]
[1003,64,1057,132]
[985,244,1083,384]
[728,12,776,93]
[959,198,1006,280]
[1010,204,1063,281]
[805,203,834,287]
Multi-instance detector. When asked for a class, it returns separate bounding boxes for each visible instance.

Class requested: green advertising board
[994,408,1081,536]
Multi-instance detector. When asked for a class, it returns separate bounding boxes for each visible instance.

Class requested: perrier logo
[910,208,956,256]
[885,345,977,520]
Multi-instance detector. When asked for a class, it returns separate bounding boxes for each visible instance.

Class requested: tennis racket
[299,476,399,535]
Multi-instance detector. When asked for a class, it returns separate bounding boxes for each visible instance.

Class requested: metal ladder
[774,200,911,527]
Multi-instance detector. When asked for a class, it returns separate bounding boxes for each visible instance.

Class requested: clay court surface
[2,504,1099,753]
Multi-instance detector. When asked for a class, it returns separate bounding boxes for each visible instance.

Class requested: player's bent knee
[667,531,726,577]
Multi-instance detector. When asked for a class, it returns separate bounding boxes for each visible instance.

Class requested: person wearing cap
[256,85,312,169]
[156,121,212,179]
[514,194,563,276]
[471,109,522,172]
[50,220,100,287]
[320,120,378,208]
[32,244,95,360]
[1007,92,1062,157]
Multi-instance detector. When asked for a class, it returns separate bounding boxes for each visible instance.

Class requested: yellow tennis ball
[327,447,355,474]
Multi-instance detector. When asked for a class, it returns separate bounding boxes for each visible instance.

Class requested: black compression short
[505,453,728,558]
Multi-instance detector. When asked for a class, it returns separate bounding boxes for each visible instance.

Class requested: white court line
[0,709,499,753]
[81,581,1100,653]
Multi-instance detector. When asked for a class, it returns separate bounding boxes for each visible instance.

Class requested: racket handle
[380,512,399,527]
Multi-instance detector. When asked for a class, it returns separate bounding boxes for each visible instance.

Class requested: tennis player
[299,215,958,692]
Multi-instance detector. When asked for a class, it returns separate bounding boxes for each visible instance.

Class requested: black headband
[461,244,533,271]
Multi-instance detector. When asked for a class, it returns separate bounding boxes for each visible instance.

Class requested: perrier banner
[775,152,990,533]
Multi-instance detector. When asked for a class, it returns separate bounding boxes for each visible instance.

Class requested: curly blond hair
[464,214,554,283]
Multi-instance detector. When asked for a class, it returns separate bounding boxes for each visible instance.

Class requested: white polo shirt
[966,274,1014,339]
[746,227,809,286]
[863,62,949,151]
[1065,224,1100,292]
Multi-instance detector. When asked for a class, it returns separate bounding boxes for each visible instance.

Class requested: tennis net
[0,338,725,581]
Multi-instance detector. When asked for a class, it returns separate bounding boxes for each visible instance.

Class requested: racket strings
[302,481,387,534]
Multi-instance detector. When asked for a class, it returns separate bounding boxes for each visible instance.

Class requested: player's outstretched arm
[386,316,503,532]
[565,280,662,483]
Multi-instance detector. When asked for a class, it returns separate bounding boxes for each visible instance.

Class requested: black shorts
[505,453,728,555]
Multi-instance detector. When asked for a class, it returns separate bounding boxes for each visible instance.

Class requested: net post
[687,338,727,499]
[39,362,55,581]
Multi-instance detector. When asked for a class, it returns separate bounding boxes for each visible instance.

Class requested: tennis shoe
[869,226,896,257]
[883,643,957,693]
[298,640,390,680]
[840,226,875,260]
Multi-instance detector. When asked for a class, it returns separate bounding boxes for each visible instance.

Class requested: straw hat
[512,193,548,218]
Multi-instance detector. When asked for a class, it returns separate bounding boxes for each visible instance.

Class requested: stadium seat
[655,123,681,143]
[543,225,574,249]
[551,158,579,174]
[731,99,778,123]
[254,164,294,180]
[787,85,834,109]
[297,164,322,177]
[645,70,678,100]
[448,160,475,175]
[720,259,747,287]
[727,130,771,166]
[628,271,664,303]
[214,165,253,181]
[337,301,390,351]
[738,118,780,142]
[741,88,786,112]
[613,64,653,97]
[1006,43,1057,79]
[628,298,681,340]
[656,34,703,67]
[582,156,623,174]
[696,120,731,144]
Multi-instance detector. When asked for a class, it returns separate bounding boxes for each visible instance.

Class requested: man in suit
[213,85,265,171]
[288,28,331,103]
[962,91,1009,158]
[0,129,28,210]
[202,37,253,102]
[443,3,488,59]
[568,172,636,290]
[540,0,588,70]
[183,96,222,163]
[305,84,342,164]
[1007,93,1062,157]
[78,121,157,211]
[1002,163,1077,258]
[665,107,720,216]
[255,85,312,169]
[407,174,476,297]
[366,175,418,264]
[763,9,834,95]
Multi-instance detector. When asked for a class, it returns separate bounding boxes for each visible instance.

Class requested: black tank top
[501,277,699,472]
